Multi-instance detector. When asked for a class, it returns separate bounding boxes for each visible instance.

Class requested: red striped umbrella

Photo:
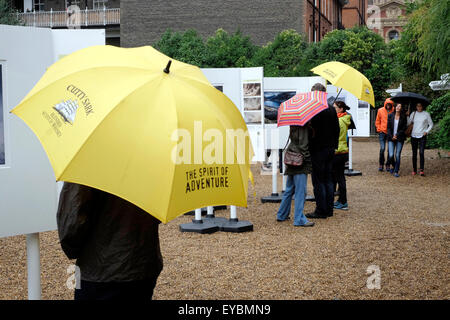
[277,91,328,127]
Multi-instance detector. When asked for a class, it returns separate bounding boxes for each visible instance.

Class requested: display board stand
[220,206,253,233]
[179,209,219,234]
[26,233,41,300]
[180,206,253,233]
[345,132,362,176]
[261,149,282,203]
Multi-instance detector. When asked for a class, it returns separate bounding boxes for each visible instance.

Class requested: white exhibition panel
[263,76,326,150]
[0,25,105,238]
[327,85,370,137]
[202,67,265,162]
[52,29,106,61]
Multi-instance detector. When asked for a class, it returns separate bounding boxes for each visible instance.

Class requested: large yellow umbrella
[11,45,254,223]
[311,61,375,107]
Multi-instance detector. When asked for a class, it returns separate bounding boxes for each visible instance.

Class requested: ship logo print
[53,99,79,125]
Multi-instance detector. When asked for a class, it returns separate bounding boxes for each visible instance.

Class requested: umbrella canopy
[277,91,328,127]
[390,92,430,110]
[311,61,375,107]
[11,45,254,223]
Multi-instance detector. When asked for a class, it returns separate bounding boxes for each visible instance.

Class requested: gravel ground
[1,138,449,300]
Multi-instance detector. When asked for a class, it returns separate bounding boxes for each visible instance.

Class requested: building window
[93,0,108,9]
[388,30,400,41]
[33,0,44,11]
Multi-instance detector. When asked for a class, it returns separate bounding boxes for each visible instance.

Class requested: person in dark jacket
[306,83,340,219]
[276,125,315,227]
[57,182,163,300]
[387,103,408,177]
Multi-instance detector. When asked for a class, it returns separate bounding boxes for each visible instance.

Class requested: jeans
[411,136,427,172]
[277,174,309,226]
[311,147,335,216]
[332,153,348,204]
[388,140,404,173]
[378,132,391,167]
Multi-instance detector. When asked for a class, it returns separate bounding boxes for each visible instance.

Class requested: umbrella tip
[163,60,172,74]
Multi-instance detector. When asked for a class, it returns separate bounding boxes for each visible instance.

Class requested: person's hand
[423,132,427,136]
[393,135,397,141]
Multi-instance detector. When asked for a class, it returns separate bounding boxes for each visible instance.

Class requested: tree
[0,0,23,25]
[203,29,258,68]
[251,29,308,77]
[153,29,206,67]
[400,0,450,79]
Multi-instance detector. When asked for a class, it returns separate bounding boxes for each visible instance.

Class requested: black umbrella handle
[332,88,343,106]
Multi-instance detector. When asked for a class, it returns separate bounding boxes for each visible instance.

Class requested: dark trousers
[332,153,348,204]
[75,277,158,300]
[411,136,427,172]
[311,147,335,216]
[378,132,392,167]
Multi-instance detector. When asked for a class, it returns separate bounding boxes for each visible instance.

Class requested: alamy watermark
[66,264,81,290]
[366,265,381,290]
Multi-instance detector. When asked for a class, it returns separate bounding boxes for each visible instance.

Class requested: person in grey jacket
[408,103,433,176]
[276,125,315,227]
[57,182,163,300]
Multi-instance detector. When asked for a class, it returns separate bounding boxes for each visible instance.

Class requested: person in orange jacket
[375,98,395,171]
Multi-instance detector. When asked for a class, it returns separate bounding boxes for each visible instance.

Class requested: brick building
[11,0,120,45]
[121,0,348,48]
[367,0,409,42]
[342,0,368,28]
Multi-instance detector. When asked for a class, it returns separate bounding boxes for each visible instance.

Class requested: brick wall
[121,0,306,47]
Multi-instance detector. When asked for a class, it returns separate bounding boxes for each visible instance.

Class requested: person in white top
[408,103,433,176]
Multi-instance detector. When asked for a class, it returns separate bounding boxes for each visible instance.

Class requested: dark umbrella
[391,92,430,112]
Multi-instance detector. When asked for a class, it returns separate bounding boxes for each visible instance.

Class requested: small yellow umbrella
[11,45,254,223]
[311,61,375,107]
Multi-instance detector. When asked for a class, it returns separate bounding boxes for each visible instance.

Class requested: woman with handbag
[387,103,408,177]
[408,103,433,176]
[276,124,315,227]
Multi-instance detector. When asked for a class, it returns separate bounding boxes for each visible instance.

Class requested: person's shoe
[305,213,328,219]
[389,168,394,174]
[394,173,400,178]
[385,166,390,172]
[334,202,348,210]
[378,166,383,172]
[419,170,425,176]
[295,221,315,227]
[334,201,341,208]
[277,217,290,222]
[412,171,417,176]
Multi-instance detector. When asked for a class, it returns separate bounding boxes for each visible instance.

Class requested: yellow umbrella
[311,61,375,107]
[11,45,254,223]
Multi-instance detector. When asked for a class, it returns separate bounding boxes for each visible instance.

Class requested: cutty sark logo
[53,84,95,125]
[53,99,79,124]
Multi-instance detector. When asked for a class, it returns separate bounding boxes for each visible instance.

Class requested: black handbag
[284,150,304,166]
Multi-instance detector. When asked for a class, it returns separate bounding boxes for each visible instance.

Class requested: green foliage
[204,29,258,68]
[428,92,450,123]
[437,110,450,150]
[251,29,308,77]
[153,29,206,67]
[400,0,450,79]
[0,0,23,25]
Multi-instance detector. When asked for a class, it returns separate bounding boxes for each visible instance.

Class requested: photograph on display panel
[243,82,261,96]
[244,111,262,124]
[244,97,262,111]
[263,91,296,124]
[0,65,5,165]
